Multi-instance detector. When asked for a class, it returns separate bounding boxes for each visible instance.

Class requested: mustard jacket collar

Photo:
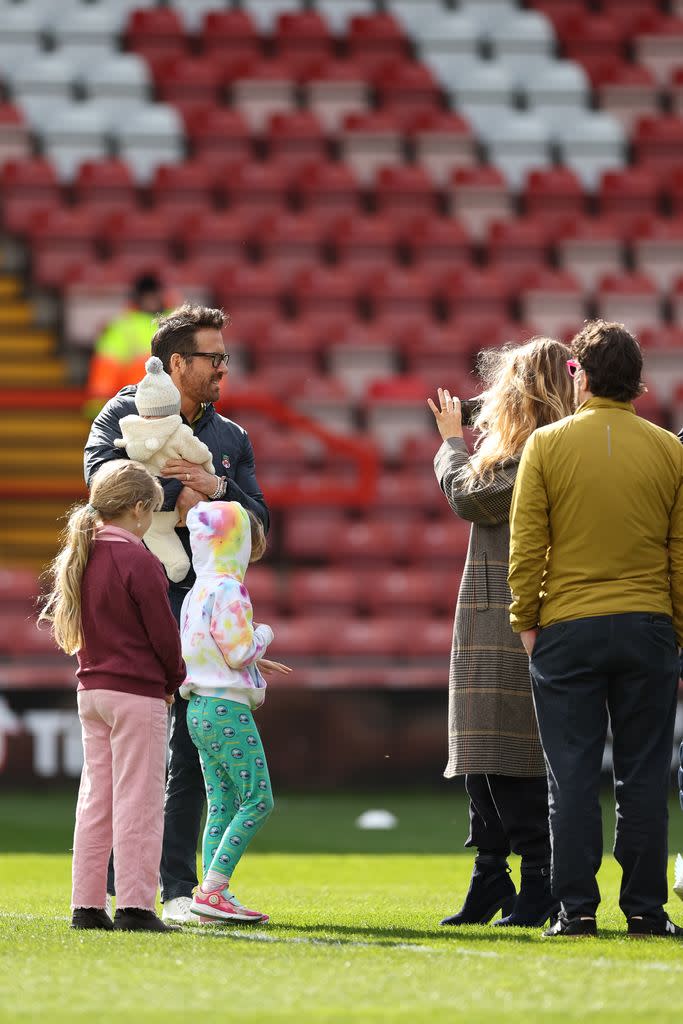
[575,397,636,415]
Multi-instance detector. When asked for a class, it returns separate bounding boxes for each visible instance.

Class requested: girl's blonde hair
[39,460,163,655]
[247,511,267,563]
[463,336,574,488]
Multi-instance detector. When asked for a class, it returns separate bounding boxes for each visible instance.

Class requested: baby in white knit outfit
[115,356,215,582]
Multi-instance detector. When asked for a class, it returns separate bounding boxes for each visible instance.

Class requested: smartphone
[460,397,483,428]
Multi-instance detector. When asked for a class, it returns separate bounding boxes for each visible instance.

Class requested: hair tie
[84,502,97,515]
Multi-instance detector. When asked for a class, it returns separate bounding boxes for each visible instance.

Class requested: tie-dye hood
[187,501,251,583]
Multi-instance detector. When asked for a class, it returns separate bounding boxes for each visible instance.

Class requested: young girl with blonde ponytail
[39,460,186,933]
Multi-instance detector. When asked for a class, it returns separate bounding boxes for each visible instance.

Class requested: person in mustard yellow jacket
[84,273,165,420]
[509,320,683,940]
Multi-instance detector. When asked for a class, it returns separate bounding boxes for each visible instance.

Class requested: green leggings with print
[186,696,274,880]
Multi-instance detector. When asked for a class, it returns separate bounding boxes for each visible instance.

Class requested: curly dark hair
[151,304,230,371]
[570,320,645,402]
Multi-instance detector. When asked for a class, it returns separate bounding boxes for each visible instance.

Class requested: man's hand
[175,486,204,526]
[161,458,218,498]
[427,388,464,442]
[257,659,293,676]
[520,629,539,658]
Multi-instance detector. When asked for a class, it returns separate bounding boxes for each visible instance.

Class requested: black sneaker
[543,912,597,937]
[71,907,114,931]
[627,915,683,938]
[113,908,181,933]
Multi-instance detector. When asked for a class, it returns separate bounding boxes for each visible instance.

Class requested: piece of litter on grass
[674,853,683,899]
[355,809,398,830]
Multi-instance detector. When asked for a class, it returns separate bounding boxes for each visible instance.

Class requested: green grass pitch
[2,788,683,1023]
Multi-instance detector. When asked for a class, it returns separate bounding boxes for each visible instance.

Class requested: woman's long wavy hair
[38,460,163,655]
[462,337,574,489]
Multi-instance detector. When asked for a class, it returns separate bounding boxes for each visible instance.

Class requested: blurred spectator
[84,273,166,420]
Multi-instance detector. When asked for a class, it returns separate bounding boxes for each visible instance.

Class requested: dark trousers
[465,773,551,868]
[107,584,204,902]
[530,612,679,920]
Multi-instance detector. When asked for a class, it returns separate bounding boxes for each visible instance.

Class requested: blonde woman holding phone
[428,338,573,929]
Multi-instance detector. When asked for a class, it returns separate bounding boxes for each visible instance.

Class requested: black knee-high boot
[441,854,517,926]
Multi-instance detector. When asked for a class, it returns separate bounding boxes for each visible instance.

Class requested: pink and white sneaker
[190,888,269,924]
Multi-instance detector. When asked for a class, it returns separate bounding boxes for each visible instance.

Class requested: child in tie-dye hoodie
[180,500,275,924]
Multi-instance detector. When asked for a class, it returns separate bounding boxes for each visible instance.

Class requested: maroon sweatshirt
[76,526,186,699]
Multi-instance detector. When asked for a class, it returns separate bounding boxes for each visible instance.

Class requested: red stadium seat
[486,217,551,272]
[283,510,346,560]
[586,57,659,129]
[182,105,253,162]
[301,56,369,132]
[554,214,626,290]
[633,12,683,85]
[73,159,138,217]
[347,13,408,61]
[199,9,262,58]
[663,165,683,216]
[264,617,333,658]
[124,7,186,60]
[339,110,404,183]
[633,115,683,171]
[257,210,329,270]
[266,110,329,162]
[374,472,444,515]
[522,167,586,223]
[1,157,61,235]
[0,102,30,163]
[0,568,38,607]
[244,566,281,617]
[407,517,471,564]
[177,209,261,266]
[552,10,629,63]
[598,166,662,220]
[101,208,175,264]
[672,66,683,118]
[291,157,362,214]
[221,158,294,212]
[438,266,514,321]
[372,164,439,217]
[372,58,442,112]
[27,206,101,288]
[400,616,455,658]
[406,109,475,185]
[324,617,405,658]
[290,263,364,317]
[361,567,456,617]
[446,165,514,241]
[667,275,683,326]
[150,160,218,220]
[287,568,360,614]
[517,267,587,335]
[364,266,436,319]
[636,326,683,351]
[213,261,288,317]
[597,271,662,327]
[398,213,471,269]
[629,216,683,291]
[149,54,222,105]
[274,10,334,59]
[328,213,401,268]
[332,517,415,564]
[228,57,299,131]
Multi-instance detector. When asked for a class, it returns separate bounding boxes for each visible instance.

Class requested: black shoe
[494,867,560,928]
[441,859,516,926]
[113,908,181,933]
[71,908,114,931]
[543,911,597,937]
[627,915,683,938]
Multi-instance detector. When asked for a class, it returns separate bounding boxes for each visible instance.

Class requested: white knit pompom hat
[135,356,181,417]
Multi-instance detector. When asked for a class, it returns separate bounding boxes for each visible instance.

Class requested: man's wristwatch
[209,476,228,500]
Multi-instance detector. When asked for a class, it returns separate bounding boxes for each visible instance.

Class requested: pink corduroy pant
[72,689,168,911]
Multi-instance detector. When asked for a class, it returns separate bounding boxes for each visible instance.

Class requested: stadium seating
[1,0,682,684]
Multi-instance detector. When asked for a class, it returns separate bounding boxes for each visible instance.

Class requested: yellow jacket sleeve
[668,478,683,646]
[508,432,550,632]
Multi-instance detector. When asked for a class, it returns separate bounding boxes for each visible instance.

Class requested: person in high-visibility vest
[84,273,166,420]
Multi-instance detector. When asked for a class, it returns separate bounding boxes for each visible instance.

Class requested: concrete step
[0,303,32,327]
[0,449,84,472]
[0,277,21,300]
[2,362,66,385]
[0,414,88,443]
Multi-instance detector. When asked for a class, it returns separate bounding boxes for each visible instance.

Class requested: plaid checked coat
[434,437,546,778]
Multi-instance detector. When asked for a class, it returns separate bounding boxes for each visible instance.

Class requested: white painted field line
[3,912,683,973]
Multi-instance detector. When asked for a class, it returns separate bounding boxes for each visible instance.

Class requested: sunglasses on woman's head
[566,359,582,378]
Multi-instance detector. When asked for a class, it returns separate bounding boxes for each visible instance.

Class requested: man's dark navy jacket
[84,386,270,589]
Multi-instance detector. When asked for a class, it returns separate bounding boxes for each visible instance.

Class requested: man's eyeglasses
[185,352,230,369]
[566,359,582,379]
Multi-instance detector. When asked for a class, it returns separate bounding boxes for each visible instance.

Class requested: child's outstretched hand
[257,659,292,676]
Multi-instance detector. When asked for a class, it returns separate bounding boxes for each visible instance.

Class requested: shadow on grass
[191,919,538,947]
